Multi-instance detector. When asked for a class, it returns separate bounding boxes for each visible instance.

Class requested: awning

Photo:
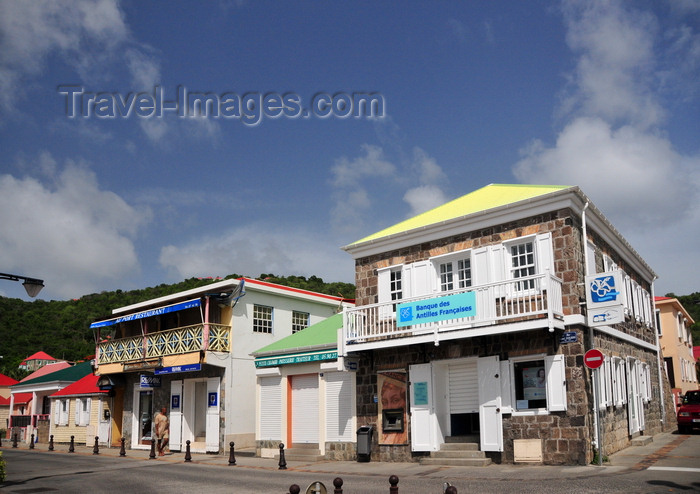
[11,392,33,404]
[90,298,201,329]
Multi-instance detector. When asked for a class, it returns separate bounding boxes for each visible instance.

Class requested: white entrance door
[170,380,183,451]
[291,374,319,444]
[478,356,503,452]
[409,363,438,451]
[206,377,220,452]
[97,398,110,445]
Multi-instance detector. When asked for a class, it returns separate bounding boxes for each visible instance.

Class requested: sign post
[584,348,605,466]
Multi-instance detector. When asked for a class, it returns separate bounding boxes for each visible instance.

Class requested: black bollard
[12,433,18,448]
[228,441,236,465]
[445,486,458,494]
[289,485,300,494]
[49,434,54,451]
[119,437,126,457]
[29,433,35,449]
[184,440,192,462]
[389,475,399,494]
[278,443,287,470]
[69,435,75,453]
[333,477,343,494]
[93,436,100,455]
[149,438,156,459]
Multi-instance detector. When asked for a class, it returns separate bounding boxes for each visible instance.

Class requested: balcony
[97,323,231,365]
[341,272,565,353]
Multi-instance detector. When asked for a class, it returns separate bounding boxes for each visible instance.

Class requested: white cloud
[514,0,700,294]
[0,0,165,142]
[330,143,450,235]
[0,154,151,299]
[159,224,354,283]
[330,144,397,234]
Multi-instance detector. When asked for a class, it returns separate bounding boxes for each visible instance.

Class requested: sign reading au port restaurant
[397,291,476,327]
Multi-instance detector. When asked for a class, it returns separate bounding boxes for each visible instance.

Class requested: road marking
[647,466,700,473]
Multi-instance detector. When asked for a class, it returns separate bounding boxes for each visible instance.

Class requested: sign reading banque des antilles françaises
[397,291,476,327]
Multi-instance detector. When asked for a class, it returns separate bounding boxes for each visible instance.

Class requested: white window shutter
[586,241,596,275]
[85,398,92,426]
[472,247,490,285]
[377,268,391,304]
[75,399,81,425]
[535,233,554,275]
[499,359,512,414]
[409,260,432,298]
[545,354,567,412]
[54,400,59,425]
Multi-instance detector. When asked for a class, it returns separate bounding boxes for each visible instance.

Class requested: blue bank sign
[397,292,476,327]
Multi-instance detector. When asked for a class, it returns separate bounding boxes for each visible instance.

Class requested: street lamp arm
[0,272,45,297]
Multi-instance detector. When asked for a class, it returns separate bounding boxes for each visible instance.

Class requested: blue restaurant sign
[397,291,476,327]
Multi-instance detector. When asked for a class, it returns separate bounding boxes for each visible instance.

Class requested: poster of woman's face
[377,371,408,445]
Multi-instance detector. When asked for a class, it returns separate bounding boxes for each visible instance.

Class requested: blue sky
[0,0,698,301]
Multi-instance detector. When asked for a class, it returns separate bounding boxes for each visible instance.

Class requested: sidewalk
[0,432,684,482]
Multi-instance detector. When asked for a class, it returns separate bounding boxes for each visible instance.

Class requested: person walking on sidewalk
[154,407,170,456]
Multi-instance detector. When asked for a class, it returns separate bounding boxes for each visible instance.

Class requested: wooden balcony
[97,323,231,365]
[340,272,565,354]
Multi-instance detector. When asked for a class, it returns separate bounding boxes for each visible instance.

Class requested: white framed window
[389,269,402,306]
[509,240,536,291]
[603,254,618,272]
[253,304,273,334]
[435,252,472,292]
[509,354,566,413]
[75,398,91,426]
[292,311,309,334]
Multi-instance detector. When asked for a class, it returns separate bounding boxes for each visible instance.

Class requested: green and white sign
[255,351,337,368]
[397,291,476,327]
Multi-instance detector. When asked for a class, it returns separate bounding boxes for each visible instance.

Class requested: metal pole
[593,367,602,465]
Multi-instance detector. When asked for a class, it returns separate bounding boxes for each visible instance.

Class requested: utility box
[356,426,374,462]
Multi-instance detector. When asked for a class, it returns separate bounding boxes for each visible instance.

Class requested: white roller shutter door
[291,374,319,444]
[260,376,282,441]
[449,360,478,414]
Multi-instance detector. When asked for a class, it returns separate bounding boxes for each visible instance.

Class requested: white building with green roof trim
[252,313,358,460]
[340,183,675,465]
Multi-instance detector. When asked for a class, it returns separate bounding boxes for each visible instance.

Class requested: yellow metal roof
[350,184,571,245]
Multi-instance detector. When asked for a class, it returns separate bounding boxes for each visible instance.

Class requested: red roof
[20,351,57,364]
[20,361,71,382]
[51,373,106,397]
[11,392,33,404]
[0,396,10,406]
[654,296,672,302]
[0,373,19,386]
[694,346,700,361]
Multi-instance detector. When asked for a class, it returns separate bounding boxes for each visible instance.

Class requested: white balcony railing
[97,323,231,365]
[342,271,564,352]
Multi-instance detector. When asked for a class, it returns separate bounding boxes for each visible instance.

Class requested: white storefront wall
[256,361,355,458]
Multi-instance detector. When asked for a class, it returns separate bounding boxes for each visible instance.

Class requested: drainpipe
[650,277,665,425]
[581,202,601,462]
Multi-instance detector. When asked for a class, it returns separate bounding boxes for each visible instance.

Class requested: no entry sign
[584,348,605,369]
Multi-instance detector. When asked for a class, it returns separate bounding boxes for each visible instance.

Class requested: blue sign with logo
[139,375,161,388]
[397,291,476,327]
[155,363,202,375]
[589,275,620,303]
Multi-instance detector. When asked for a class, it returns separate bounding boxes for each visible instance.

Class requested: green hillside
[0,274,354,380]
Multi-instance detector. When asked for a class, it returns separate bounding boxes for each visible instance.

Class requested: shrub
[0,450,6,483]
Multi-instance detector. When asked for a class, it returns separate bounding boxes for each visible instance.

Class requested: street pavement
[2,431,699,489]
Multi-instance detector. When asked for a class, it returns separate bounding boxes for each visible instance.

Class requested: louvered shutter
[325,372,353,441]
[260,376,282,440]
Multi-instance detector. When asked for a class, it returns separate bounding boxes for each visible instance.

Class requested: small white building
[253,313,357,460]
